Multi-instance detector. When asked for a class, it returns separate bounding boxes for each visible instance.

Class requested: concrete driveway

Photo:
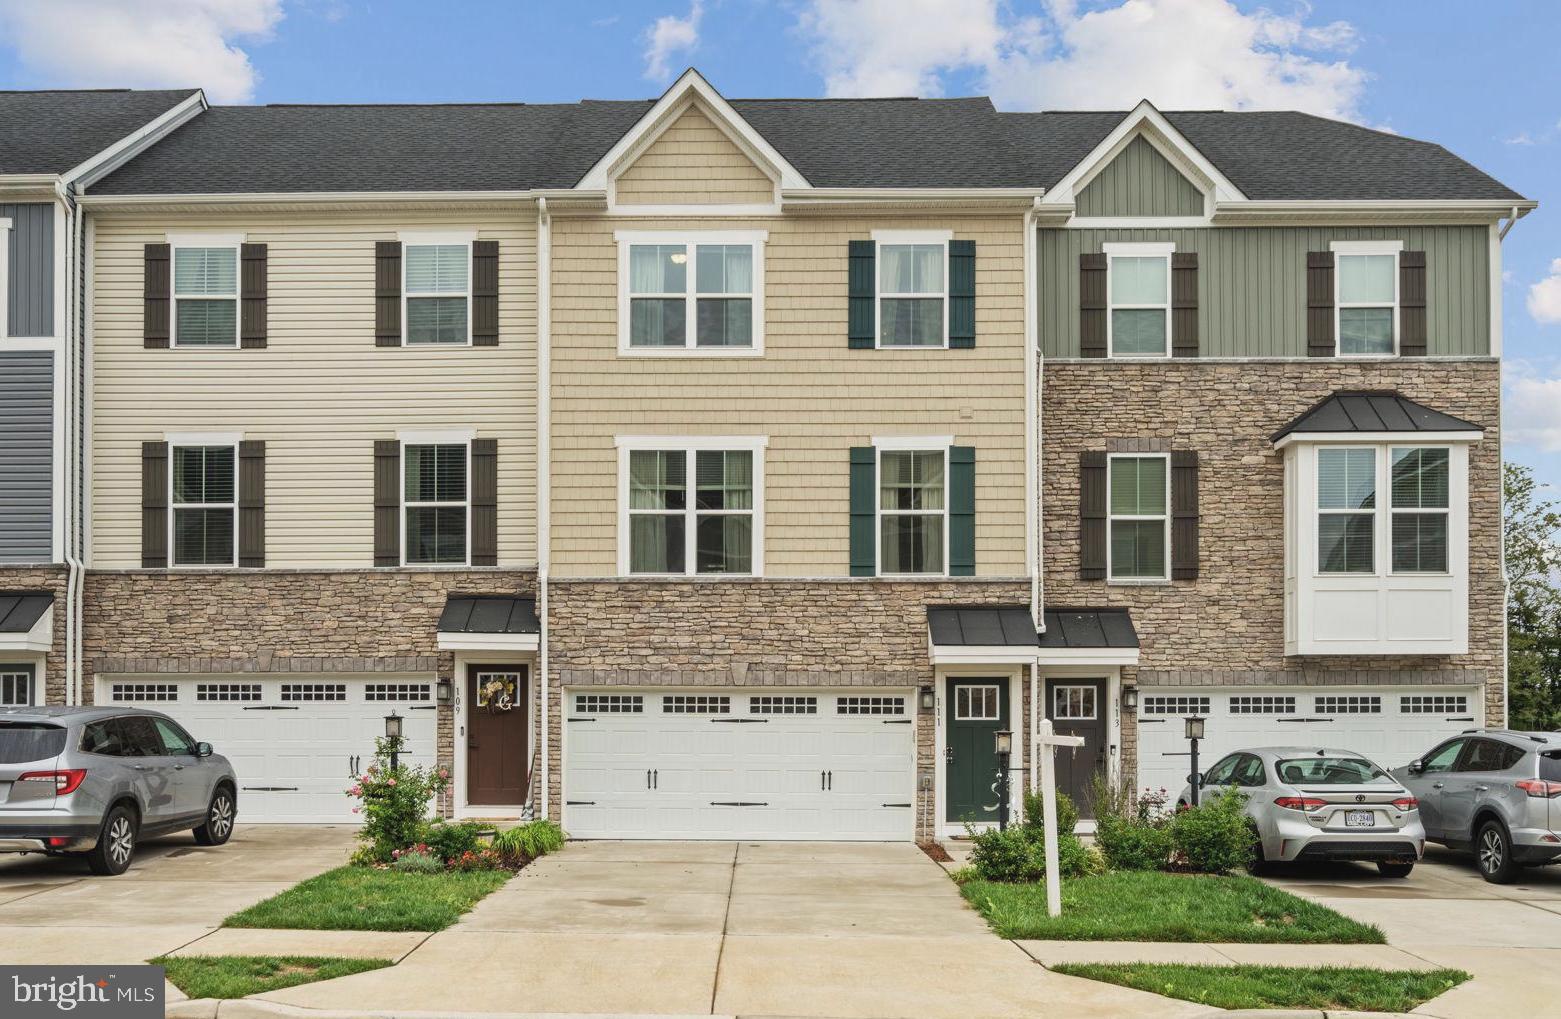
[1263,845,1561,1018]
[260,841,1204,1019]
[0,824,354,966]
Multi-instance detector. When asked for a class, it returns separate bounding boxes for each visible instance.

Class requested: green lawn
[155,955,392,999]
[224,866,510,932]
[1051,963,1468,1012]
[960,871,1384,943]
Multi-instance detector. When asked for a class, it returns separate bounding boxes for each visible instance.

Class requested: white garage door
[1136,687,1482,796]
[101,678,438,823]
[564,689,915,841]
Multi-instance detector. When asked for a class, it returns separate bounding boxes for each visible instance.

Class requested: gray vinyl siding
[1,203,54,337]
[1075,136,1205,218]
[1039,225,1490,358]
[0,351,53,561]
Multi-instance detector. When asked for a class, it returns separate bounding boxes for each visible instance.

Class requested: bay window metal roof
[1270,391,1483,443]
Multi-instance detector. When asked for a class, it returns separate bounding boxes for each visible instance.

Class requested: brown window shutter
[238,440,266,567]
[470,438,498,566]
[375,241,402,347]
[141,441,169,567]
[143,243,170,349]
[373,439,400,566]
[240,243,268,349]
[1399,250,1427,357]
[1079,451,1107,579]
[472,240,499,346]
[1306,251,1335,356]
[1079,253,1107,358]
[1171,252,1199,357]
[1171,450,1199,580]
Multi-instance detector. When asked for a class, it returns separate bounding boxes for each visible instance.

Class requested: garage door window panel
[172,445,236,567]
[1108,454,1168,580]
[404,443,468,566]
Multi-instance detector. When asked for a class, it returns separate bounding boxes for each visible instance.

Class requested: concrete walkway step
[1017,939,1441,971]
[169,927,428,962]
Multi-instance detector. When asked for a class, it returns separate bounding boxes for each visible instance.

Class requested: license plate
[1344,810,1375,828]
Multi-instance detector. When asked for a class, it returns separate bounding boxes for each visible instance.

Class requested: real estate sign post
[1035,718,1086,917]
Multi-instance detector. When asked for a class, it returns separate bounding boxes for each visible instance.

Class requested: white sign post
[1035,717,1085,917]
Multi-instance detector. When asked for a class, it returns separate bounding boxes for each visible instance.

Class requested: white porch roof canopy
[436,595,540,652]
[0,591,52,654]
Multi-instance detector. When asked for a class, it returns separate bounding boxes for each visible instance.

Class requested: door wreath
[478,676,517,714]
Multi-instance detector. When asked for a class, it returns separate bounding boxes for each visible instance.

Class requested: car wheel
[1245,823,1270,875]
[193,787,235,846]
[85,805,137,876]
[1377,860,1415,878]
[1476,819,1520,884]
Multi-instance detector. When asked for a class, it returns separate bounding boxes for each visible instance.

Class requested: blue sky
[1,0,1557,487]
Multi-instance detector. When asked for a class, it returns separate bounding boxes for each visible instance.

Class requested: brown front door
[467,665,529,805]
[1045,678,1108,819]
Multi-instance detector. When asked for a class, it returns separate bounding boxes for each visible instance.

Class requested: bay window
[618,232,764,353]
[1317,448,1376,573]
[1391,447,1449,573]
[620,437,765,575]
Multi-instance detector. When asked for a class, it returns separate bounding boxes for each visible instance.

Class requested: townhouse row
[0,72,1529,840]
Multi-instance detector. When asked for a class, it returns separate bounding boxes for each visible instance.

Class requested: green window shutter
[849,446,876,576]
[1079,451,1107,579]
[948,445,976,575]
[948,240,976,349]
[472,240,499,346]
[1079,253,1107,357]
[375,241,402,347]
[373,440,400,567]
[238,440,266,568]
[1399,251,1427,357]
[848,240,875,349]
[1306,251,1334,356]
[141,441,169,568]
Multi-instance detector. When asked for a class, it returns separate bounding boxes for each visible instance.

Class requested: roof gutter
[1500,205,1523,241]
[1213,198,1538,225]
[75,188,595,209]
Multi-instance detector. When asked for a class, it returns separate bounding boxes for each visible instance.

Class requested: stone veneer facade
[547,578,1032,837]
[1040,359,1504,785]
[83,569,537,814]
[0,565,70,704]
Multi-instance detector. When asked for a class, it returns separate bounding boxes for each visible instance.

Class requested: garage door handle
[1432,782,1445,789]
[243,705,299,711]
[243,786,298,792]
[653,769,657,789]
[710,801,768,807]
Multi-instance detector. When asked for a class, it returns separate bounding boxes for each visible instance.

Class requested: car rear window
[1541,752,1561,782]
[0,722,67,764]
[1276,757,1393,785]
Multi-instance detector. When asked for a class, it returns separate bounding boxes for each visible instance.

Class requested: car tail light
[17,770,87,795]
[1274,796,1328,811]
[45,837,70,848]
[1515,779,1561,798]
[1391,797,1419,811]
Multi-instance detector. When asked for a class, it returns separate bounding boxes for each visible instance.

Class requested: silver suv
[1394,729,1561,883]
[0,706,238,875]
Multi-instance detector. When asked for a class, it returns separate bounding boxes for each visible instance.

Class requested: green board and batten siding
[1075,135,1206,219]
[1039,225,1490,358]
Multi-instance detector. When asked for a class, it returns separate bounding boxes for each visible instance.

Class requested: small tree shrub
[421,820,486,864]
[345,735,450,864]
[1022,789,1080,837]
[391,849,444,874]
[1171,787,1256,873]
[1095,814,1174,871]
[969,790,1099,882]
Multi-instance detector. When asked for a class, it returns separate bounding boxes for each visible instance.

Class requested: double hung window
[1108,454,1168,580]
[1317,448,1376,573]
[1316,445,1449,575]
[878,449,945,574]
[171,444,236,566]
[878,243,946,347]
[404,243,470,345]
[1105,242,1172,357]
[403,443,468,565]
[622,439,763,575]
[173,244,239,347]
[1333,242,1399,356]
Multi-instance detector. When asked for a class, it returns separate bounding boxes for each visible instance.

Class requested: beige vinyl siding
[551,213,1028,578]
[1075,135,1205,218]
[614,105,776,207]
[1040,225,1491,357]
[91,210,538,569]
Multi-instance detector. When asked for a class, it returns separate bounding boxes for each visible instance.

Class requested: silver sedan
[1176,746,1426,877]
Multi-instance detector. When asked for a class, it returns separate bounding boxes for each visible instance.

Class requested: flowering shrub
[346,735,450,865]
[391,849,444,874]
[449,847,504,872]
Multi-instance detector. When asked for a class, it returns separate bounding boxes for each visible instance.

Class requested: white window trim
[1330,239,1402,358]
[872,229,953,350]
[0,217,11,339]
[1053,684,1099,721]
[168,439,238,569]
[876,444,950,579]
[1103,241,1174,359]
[0,664,36,707]
[1315,445,1378,576]
[614,434,768,577]
[167,233,244,350]
[615,230,767,356]
[400,438,471,568]
[399,231,477,348]
[954,683,1002,721]
[1313,443,1454,579]
[1106,452,1170,582]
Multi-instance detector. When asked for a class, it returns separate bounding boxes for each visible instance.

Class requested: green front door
[945,678,1009,823]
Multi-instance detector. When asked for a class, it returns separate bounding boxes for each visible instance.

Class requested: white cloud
[643,1,703,82]
[1506,358,1561,452]
[1529,259,1561,325]
[0,0,281,103]
[1506,132,1536,146]
[799,0,1368,120]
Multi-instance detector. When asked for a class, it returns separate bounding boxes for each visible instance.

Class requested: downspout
[55,180,84,707]
[1024,195,1042,795]
[536,197,552,820]
[1497,206,1520,723]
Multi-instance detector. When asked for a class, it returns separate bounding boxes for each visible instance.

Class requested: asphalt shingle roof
[1270,391,1484,442]
[0,89,198,176]
[84,90,1526,201]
